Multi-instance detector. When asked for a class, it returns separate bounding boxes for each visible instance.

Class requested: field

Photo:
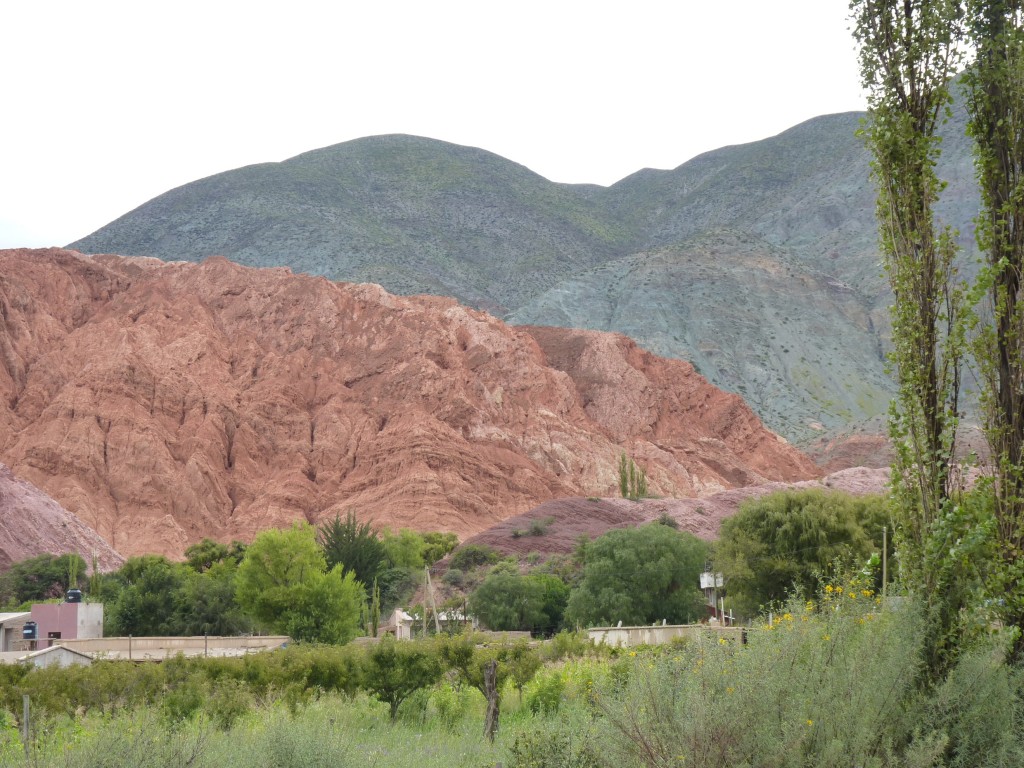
[2,589,1023,768]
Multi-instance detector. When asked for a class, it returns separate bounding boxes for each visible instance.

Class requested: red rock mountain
[0,249,818,559]
[0,463,124,571]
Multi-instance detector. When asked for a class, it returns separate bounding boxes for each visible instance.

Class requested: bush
[507,714,601,768]
[429,682,474,731]
[441,567,464,588]
[449,544,501,571]
[525,669,565,714]
[587,592,1024,768]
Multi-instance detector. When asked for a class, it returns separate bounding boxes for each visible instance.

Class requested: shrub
[507,715,601,768]
[525,669,565,714]
[449,544,501,571]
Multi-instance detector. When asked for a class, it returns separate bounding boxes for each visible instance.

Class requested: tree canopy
[563,523,708,628]
[469,571,568,634]
[317,512,386,588]
[715,489,890,616]
[237,523,363,643]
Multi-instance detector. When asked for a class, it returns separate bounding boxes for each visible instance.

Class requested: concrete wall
[58,635,288,655]
[588,624,746,648]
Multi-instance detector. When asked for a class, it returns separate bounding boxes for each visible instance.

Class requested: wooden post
[22,694,29,756]
[483,659,499,742]
[426,568,441,634]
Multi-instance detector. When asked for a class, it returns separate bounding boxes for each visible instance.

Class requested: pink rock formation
[0,463,124,571]
[0,249,818,558]
[463,467,891,559]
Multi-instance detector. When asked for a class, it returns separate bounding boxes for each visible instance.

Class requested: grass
[5,595,1024,767]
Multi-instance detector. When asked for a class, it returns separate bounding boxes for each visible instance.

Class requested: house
[380,609,415,640]
[21,645,94,669]
[0,612,31,652]
[29,601,103,649]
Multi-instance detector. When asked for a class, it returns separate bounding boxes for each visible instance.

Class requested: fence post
[22,694,29,757]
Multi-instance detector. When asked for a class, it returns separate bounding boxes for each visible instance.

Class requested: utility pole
[426,567,441,634]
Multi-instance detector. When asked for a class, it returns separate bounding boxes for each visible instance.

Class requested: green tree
[361,637,443,720]
[964,0,1024,660]
[438,636,540,741]
[618,453,648,500]
[317,512,386,587]
[381,528,426,570]
[564,524,708,628]
[0,553,87,607]
[422,532,459,564]
[449,543,501,571]
[174,561,252,636]
[107,556,187,636]
[183,538,229,573]
[715,489,890,616]
[851,0,973,678]
[236,523,363,643]
[469,571,546,632]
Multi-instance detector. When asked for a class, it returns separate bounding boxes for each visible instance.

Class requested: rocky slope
[0,249,817,559]
[461,467,889,560]
[0,463,123,571]
[64,96,983,443]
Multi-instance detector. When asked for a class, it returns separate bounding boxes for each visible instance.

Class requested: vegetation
[235,524,363,643]
[852,0,972,679]
[853,0,1024,675]
[3,588,1023,767]
[361,637,443,720]
[963,0,1024,662]
[564,523,707,627]
[617,453,648,500]
[317,512,386,588]
[468,570,569,634]
[0,553,86,606]
[714,489,890,616]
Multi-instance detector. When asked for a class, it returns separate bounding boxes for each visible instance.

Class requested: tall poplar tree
[851,0,970,676]
[964,0,1024,658]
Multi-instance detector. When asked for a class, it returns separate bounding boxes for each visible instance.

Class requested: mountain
[68,135,632,316]
[0,249,816,558]
[0,463,123,572]
[68,102,982,443]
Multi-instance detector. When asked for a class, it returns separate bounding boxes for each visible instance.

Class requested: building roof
[23,645,94,663]
[0,612,31,624]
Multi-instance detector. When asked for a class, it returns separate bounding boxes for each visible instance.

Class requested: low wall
[56,635,289,659]
[587,624,746,648]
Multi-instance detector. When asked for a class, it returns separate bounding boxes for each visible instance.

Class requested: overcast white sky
[0,0,867,249]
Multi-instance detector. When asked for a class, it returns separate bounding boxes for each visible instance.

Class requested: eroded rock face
[0,463,123,571]
[462,467,891,560]
[0,249,818,558]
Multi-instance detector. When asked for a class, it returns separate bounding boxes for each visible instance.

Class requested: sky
[0,0,868,249]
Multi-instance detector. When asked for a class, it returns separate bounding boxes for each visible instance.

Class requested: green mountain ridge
[68,106,984,444]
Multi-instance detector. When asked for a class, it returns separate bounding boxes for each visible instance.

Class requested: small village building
[380,609,416,640]
[0,612,31,652]
[21,644,94,669]
[28,602,104,650]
